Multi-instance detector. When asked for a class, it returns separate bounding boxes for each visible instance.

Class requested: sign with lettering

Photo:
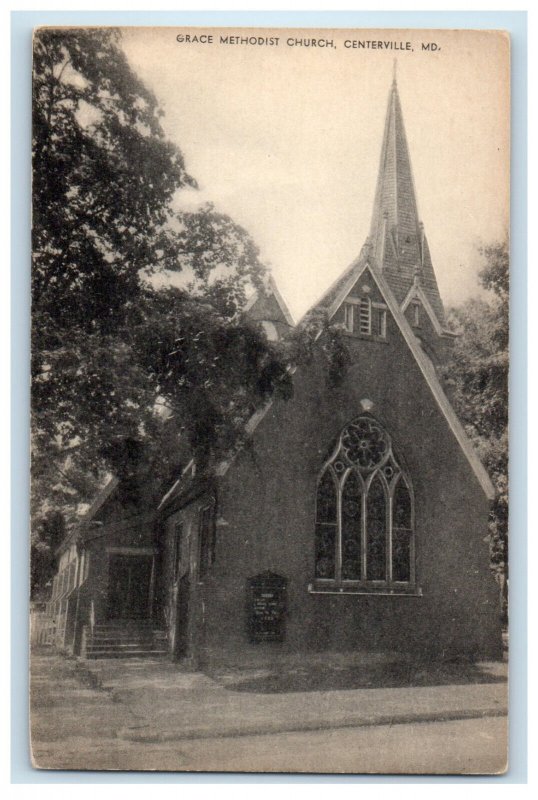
[247,572,287,643]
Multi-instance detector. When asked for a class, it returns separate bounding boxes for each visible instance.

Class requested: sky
[121,26,509,322]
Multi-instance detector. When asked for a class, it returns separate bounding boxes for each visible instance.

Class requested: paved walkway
[30,648,507,771]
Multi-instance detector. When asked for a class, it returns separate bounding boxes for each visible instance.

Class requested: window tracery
[314,415,415,591]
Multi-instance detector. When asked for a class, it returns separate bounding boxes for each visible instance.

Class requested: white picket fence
[30,609,56,646]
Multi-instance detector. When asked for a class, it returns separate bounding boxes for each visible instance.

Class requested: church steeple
[369,73,446,324]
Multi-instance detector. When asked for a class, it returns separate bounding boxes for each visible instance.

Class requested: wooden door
[107,555,152,619]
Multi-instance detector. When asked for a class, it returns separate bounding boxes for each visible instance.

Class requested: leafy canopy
[442,241,509,599]
[32,28,290,534]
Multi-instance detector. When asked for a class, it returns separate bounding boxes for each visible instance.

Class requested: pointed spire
[369,74,446,324]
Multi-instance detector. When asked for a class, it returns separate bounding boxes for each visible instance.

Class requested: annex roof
[55,476,120,555]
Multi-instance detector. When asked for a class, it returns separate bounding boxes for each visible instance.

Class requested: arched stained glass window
[313,415,415,591]
[366,475,387,580]
[392,478,412,582]
[393,479,412,528]
[315,471,337,579]
[341,471,362,580]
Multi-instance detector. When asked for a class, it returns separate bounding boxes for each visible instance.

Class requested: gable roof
[243,274,295,328]
[158,458,195,510]
[216,254,494,500]
[80,476,119,523]
[55,476,120,555]
[159,252,493,503]
[401,282,458,339]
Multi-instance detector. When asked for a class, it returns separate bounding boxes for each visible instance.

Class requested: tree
[442,242,509,619]
[31,29,290,547]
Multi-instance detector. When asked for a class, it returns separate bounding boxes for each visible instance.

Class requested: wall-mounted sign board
[246,571,287,643]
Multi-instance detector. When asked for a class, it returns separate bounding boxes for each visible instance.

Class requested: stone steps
[84,650,168,659]
[82,622,168,660]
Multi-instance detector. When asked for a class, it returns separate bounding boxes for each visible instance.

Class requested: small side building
[49,472,166,658]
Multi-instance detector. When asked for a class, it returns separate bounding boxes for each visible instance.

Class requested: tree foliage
[31,28,291,574]
[289,308,352,389]
[442,242,509,609]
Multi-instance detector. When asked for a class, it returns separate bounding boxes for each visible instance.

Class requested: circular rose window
[341,417,390,470]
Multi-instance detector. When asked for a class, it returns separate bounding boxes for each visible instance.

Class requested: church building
[48,77,503,665]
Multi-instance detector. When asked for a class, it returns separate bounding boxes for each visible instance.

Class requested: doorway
[107,554,153,619]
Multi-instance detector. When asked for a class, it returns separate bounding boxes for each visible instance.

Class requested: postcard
[30,26,509,774]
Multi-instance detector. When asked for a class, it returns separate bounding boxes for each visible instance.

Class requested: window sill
[308,582,423,597]
[342,331,388,343]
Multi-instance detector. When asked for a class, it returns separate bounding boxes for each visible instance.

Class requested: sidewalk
[37,650,507,740]
[30,650,507,771]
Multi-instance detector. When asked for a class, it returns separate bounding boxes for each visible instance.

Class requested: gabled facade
[157,260,500,666]
[47,77,503,665]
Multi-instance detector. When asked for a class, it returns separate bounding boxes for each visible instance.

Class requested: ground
[29,649,508,774]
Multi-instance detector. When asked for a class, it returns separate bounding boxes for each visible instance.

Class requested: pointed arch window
[315,471,337,580]
[314,416,415,592]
